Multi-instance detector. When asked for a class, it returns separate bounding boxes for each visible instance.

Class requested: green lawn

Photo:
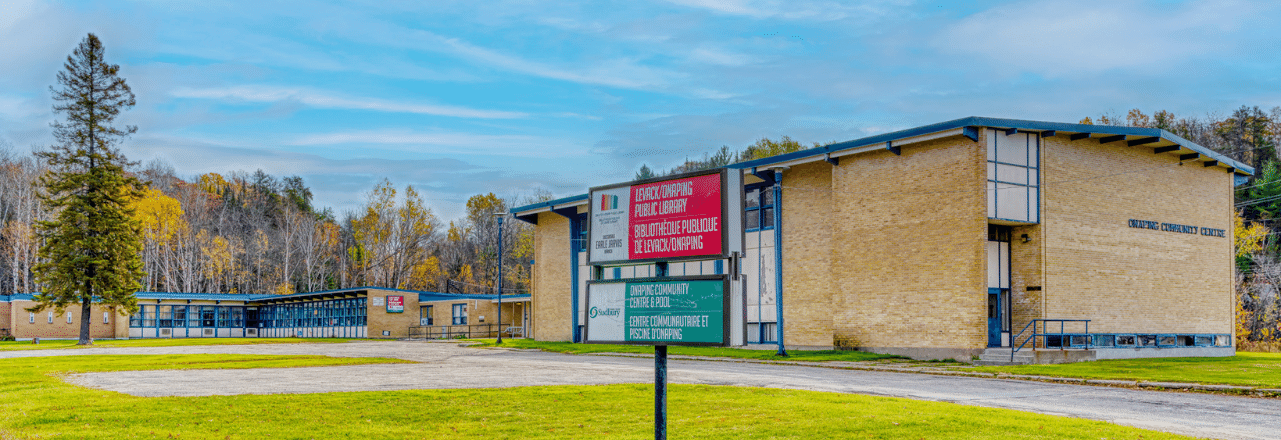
[0,354,1192,439]
[467,338,939,362]
[0,337,360,351]
[967,352,1281,388]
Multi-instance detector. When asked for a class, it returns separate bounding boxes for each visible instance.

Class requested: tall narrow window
[67,312,73,324]
[103,312,110,324]
[29,312,35,324]
[47,312,53,324]
[744,185,775,231]
[987,130,1040,223]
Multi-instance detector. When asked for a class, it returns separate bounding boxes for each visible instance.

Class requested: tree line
[0,146,543,297]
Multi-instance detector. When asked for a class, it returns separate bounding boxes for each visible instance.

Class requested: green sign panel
[586,278,726,346]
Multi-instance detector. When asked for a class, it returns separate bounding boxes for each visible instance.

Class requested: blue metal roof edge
[510,193,589,215]
[729,116,1253,175]
[417,292,531,302]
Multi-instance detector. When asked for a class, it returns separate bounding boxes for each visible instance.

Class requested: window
[744,186,775,231]
[47,312,53,324]
[201,306,216,327]
[158,306,173,327]
[421,305,434,326]
[574,213,588,251]
[28,312,34,324]
[987,129,1040,223]
[67,312,73,324]
[452,303,468,325]
[103,312,110,324]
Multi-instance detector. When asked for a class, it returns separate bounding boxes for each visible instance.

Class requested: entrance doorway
[987,226,1012,347]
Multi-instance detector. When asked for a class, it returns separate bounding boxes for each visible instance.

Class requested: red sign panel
[627,173,722,260]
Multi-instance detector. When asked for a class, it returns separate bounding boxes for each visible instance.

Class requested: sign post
[584,169,736,440]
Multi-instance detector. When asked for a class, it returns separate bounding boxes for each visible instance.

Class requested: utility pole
[493,212,506,344]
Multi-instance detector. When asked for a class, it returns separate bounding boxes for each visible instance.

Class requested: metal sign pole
[655,345,668,440]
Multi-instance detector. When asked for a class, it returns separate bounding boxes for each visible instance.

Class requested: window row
[254,298,368,328]
[27,312,112,324]
[130,305,244,328]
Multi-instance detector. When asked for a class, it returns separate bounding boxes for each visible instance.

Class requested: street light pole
[493,212,505,344]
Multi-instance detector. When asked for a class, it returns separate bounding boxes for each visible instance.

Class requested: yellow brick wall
[532,212,573,341]
[8,301,124,339]
[780,161,835,347]
[1009,224,1044,336]
[365,289,420,338]
[0,302,11,333]
[830,136,988,352]
[1041,136,1234,334]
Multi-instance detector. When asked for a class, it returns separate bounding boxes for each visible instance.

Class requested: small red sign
[386,295,404,313]
[628,173,722,260]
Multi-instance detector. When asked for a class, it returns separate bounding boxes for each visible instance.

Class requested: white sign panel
[588,186,631,262]
[585,283,626,342]
[371,297,385,306]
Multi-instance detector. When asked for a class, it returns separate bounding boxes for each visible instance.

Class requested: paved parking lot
[5,341,1278,440]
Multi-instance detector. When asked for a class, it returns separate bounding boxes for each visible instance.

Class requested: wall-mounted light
[1021,234,1030,243]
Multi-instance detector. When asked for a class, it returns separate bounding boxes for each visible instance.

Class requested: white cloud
[416,31,679,90]
[661,0,909,21]
[933,0,1276,77]
[287,129,588,158]
[169,85,527,119]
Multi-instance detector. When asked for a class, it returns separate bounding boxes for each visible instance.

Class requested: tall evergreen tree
[29,33,145,345]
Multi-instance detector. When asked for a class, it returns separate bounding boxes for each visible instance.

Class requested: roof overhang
[729,116,1254,176]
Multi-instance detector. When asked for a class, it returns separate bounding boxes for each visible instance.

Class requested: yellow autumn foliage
[130,187,186,245]
[1235,212,1268,258]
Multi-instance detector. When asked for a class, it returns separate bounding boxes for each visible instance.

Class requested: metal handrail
[407,323,504,340]
[1010,319,1091,363]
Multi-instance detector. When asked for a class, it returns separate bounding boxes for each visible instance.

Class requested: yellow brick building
[512,117,1247,362]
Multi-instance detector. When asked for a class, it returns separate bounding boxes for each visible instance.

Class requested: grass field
[0,337,359,351]
[466,338,915,362]
[966,352,1281,388]
[0,354,1193,439]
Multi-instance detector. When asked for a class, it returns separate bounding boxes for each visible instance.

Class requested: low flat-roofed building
[512,117,1248,362]
[1,287,529,341]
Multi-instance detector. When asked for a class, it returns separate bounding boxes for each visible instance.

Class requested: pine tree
[29,33,146,345]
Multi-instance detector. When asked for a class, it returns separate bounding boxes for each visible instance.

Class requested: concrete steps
[974,347,1034,366]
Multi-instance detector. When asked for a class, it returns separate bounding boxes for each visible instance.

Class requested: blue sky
[2,0,1279,219]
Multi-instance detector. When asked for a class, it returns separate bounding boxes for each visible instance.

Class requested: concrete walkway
[4,341,1278,440]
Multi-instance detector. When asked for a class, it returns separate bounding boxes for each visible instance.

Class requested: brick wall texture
[531,212,573,341]
[4,300,126,339]
[1040,136,1233,335]
[366,288,420,338]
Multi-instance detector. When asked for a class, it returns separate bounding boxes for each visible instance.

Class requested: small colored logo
[588,307,620,318]
[600,194,618,210]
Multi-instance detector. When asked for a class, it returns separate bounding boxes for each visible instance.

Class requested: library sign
[585,278,726,346]
[588,172,725,264]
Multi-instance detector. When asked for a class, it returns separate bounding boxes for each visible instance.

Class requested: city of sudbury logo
[600,194,618,210]
[588,306,621,318]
